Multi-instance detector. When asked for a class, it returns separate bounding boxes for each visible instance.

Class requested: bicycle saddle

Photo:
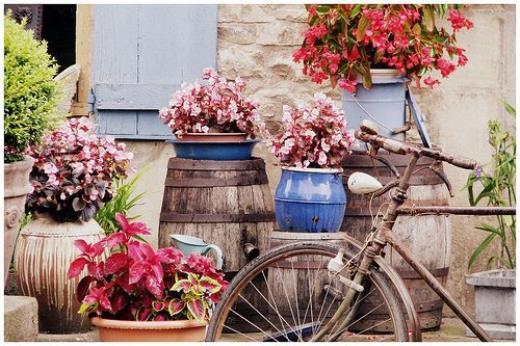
[347,172,383,194]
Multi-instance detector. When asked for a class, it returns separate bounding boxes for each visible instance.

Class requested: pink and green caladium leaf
[186,298,206,321]
[168,298,185,316]
[199,276,222,294]
[68,257,90,278]
[145,275,165,299]
[87,261,105,280]
[129,261,149,284]
[104,252,128,274]
[106,232,127,247]
[170,278,193,292]
[156,247,182,264]
[152,300,166,312]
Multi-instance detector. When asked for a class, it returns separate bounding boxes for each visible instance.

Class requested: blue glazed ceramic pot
[274,167,346,233]
[169,139,259,161]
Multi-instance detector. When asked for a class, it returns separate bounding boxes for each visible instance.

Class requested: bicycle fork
[311,238,385,342]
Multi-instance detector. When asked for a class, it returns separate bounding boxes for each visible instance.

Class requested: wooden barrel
[158,157,275,272]
[342,151,451,330]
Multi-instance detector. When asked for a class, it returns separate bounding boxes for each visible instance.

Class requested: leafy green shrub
[4,13,62,163]
[465,104,516,270]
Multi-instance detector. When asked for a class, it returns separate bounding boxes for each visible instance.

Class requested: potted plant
[68,213,227,342]
[464,105,516,340]
[159,67,267,160]
[3,13,63,283]
[271,93,355,232]
[293,4,473,138]
[13,117,133,333]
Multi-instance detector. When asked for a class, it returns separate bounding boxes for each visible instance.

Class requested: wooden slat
[167,157,265,171]
[164,174,267,188]
[94,83,179,110]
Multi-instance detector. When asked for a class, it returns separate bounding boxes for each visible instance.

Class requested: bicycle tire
[206,241,409,342]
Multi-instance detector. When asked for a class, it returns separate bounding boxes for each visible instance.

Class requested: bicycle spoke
[228,307,279,342]
[237,293,285,337]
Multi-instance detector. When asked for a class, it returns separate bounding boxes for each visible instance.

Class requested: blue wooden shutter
[92,5,218,139]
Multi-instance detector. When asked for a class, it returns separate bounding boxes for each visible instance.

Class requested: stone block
[256,22,307,46]
[4,295,39,342]
[218,23,257,45]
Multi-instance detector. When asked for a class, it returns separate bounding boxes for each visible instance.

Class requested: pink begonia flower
[271,93,354,168]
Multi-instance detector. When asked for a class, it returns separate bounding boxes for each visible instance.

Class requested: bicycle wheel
[206,241,409,342]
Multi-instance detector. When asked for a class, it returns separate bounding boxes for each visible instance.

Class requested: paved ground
[33,318,515,342]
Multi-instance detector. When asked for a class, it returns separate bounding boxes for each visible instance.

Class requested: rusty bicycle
[205,124,515,342]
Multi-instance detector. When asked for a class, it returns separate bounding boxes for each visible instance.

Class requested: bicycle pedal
[338,275,364,293]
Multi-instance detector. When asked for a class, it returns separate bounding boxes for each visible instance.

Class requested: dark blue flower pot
[169,139,259,161]
[341,69,408,140]
[274,168,346,233]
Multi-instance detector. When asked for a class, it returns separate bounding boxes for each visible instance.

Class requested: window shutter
[92,5,218,139]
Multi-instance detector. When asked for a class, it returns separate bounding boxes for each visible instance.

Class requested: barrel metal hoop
[167,157,265,171]
[159,212,275,223]
[165,173,268,187]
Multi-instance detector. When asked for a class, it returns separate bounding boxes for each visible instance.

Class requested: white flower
[318,151,328,166]
[321,139,331,152]
[304,129,316,138]
[303,160,311,167]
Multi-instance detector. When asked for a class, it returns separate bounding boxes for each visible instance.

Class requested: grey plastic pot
[465,269,516,340]
[341,69,408,140]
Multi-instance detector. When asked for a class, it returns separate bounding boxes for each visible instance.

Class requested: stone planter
[3,157,33,284]
[466,269,516,340]
[91,317,207,342]
[14,214,103,333]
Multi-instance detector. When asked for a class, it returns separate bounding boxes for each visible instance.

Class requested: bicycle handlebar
[354,129,479,170]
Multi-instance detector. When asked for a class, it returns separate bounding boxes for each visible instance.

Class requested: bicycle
[205,124,516,342]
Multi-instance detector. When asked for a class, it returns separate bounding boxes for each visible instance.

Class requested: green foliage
[4,13,63,163]
[95,170,146,235]
[465,105,516,270]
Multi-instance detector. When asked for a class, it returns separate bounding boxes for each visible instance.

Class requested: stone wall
[125,4,515,318]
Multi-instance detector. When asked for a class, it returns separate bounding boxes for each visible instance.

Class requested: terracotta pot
[91,317,207,342]
[177,132,248,142]
[4,157,33,284]
[14,214,103,333]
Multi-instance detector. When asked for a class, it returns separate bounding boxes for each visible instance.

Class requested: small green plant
[465,104,516,270]
[4,13,63,163]
[94,170,146,235]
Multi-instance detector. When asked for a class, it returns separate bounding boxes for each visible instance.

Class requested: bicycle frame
[313,152,515,342]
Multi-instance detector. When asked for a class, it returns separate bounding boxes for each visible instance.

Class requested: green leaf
[356,15,370,41]
[475,224,501,235]
[468,233,496,269]
[349,5,362,18]
[502,101,516,118]
[316,6,329,16]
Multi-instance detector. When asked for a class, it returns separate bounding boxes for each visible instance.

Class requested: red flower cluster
[159,68,267,138]
[68,213,227,322]
[271,93,355,168]
[293,4,473,91]
[26,117,133,222]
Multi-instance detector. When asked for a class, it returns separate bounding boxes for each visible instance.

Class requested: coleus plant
[293,4,474,92]
[68,213,228,322]
[271,93,355,168]
[26,117,133,222]
[159,67,267,138]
